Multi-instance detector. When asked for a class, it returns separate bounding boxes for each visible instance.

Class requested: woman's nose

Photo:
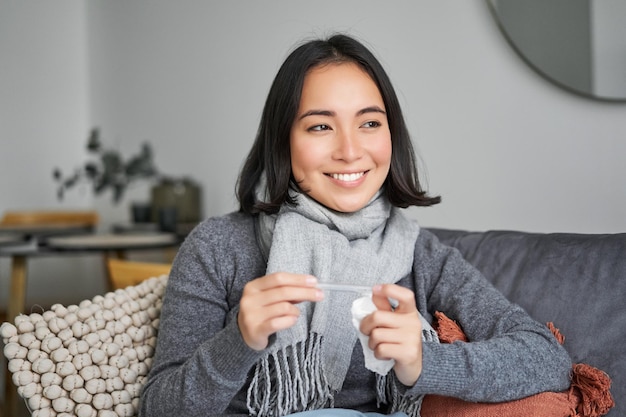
[333,129,363,162]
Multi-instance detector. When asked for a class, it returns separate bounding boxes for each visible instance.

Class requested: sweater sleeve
[139,215,264,417]
[407,230,572,402]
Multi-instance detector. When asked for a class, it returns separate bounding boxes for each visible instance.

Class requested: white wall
[2,0,626,309]
[0,1,90,210]
[0,1,108,311]
[84,0,626,234]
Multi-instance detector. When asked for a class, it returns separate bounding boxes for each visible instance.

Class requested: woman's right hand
[237,272,323,350]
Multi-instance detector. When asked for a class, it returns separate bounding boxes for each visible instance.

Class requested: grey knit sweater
[139,212,571,417]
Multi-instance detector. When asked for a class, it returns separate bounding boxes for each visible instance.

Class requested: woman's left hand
[359,284,423,386]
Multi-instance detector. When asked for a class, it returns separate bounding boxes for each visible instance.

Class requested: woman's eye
[309,124,331,132]
[362,121,381,128]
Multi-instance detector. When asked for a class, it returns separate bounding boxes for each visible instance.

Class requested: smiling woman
[138,34,572,417]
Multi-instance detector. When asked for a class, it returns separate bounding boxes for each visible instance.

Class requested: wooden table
[0,234,23,246]
[0,230,179,322]
[1,224,94,320]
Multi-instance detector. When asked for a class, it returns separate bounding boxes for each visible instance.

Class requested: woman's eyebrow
[298,106,386,121]
[356,106,386,116]
[298,109,335,120]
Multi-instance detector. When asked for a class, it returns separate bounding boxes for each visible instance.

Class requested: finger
[239,313,299,351]
[368,327,421,351]
[238,301,302,350]
[242,274,323,309]
[370,287,394,312]
[241,299,302,324]
[372,284,417,314]
[359,310,393,336]
[255,303,302,333]
[374,342,421,366]
[249,272,318,292]
[264,315,300,334]
[359,308,421,337]
[250,286,324,307]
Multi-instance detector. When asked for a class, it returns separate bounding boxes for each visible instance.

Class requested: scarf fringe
[248,333,431,417]
[376,373,424,417]
[386,374,424,417]
[247,333,333,416]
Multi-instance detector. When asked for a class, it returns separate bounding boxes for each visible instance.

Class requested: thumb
[371,285,395,312]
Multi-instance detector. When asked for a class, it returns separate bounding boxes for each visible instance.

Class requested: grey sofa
[3,228,622,417]
[429,228,625,417]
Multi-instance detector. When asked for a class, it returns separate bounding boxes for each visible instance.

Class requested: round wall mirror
[487,0,626,102]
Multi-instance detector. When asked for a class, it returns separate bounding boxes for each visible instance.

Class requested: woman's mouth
[328,171,367,182]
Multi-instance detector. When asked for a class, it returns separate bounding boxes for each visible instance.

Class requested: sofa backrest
[429,228,625,417]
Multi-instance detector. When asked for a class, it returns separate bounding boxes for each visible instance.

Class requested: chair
[106,258,171,290]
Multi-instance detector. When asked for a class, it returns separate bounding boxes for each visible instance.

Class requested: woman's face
[290,62,392,213]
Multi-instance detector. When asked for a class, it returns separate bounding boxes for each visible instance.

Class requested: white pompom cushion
[1,275,167,417]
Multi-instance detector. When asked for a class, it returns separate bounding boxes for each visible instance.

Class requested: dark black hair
[237,33,441,214]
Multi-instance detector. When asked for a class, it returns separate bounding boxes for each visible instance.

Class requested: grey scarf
[248,189,422,416]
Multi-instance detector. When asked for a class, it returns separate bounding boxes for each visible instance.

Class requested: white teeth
[331,172,364,182]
